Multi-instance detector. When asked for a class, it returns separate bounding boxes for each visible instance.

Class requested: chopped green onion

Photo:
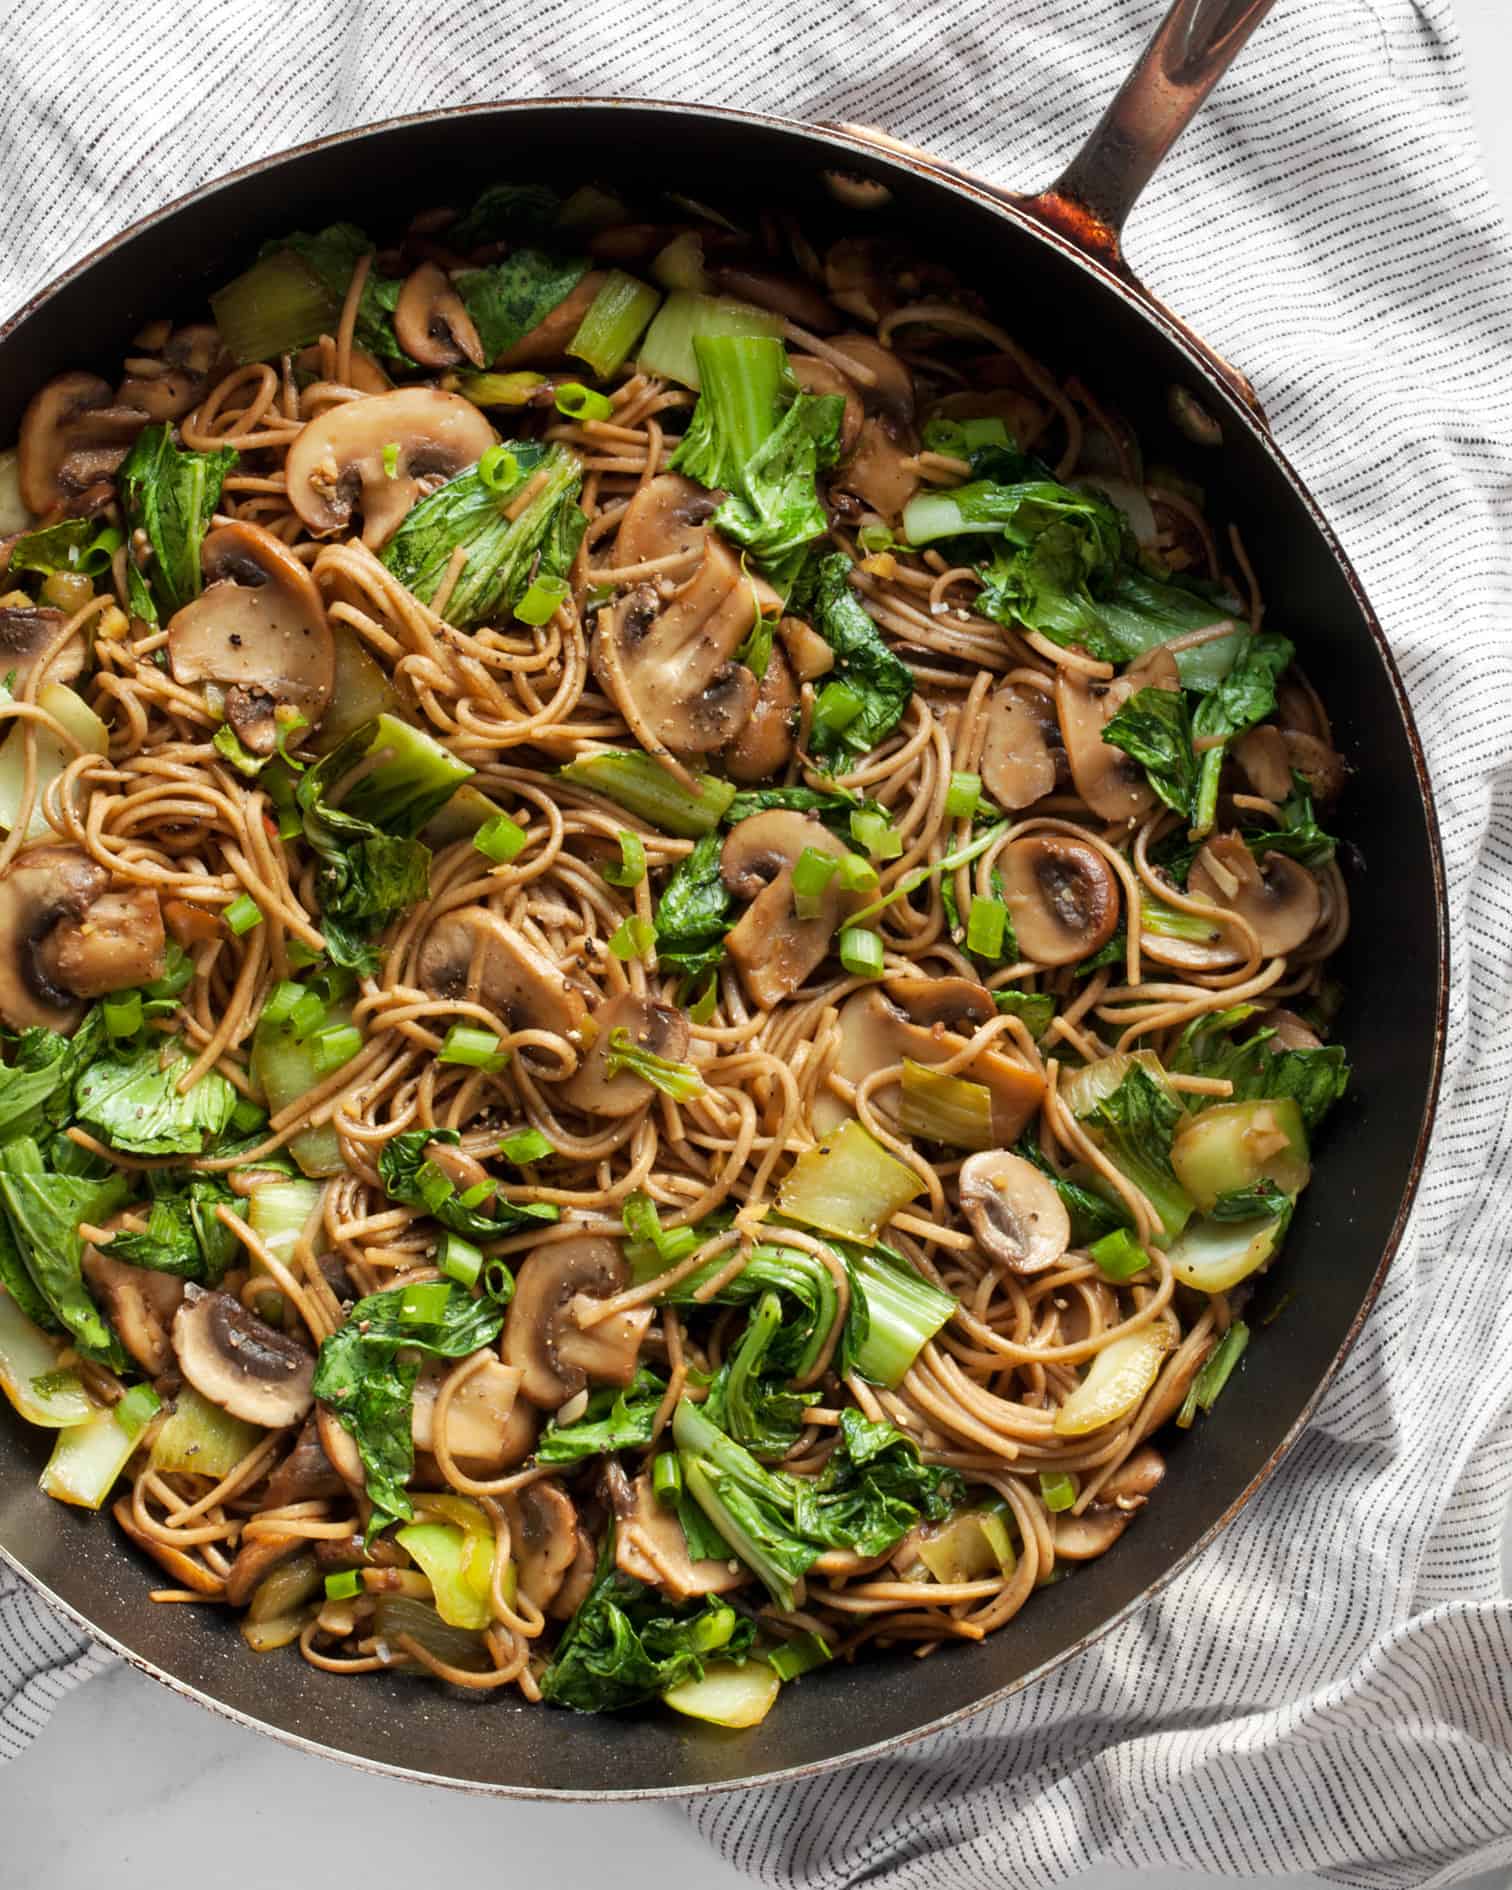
[602,831,647,888]
[764,1630,832,1682]
[102,992,142,1039]
[277,806,303,842]
[438,1231,484,1290]
[849,809,902,861]
[965,895,1006,959]
[554,381,614,424]
[473,813,529,863]
[559,751,736,838]
[210,246,339,365]
[324,1568,361,1600]
[1090,1226,1152,1283]
[604,1026,704,1102]
[289,989,326,1041]
[1177,1319,1250,1427]
[608,914,656,960]
[838,927,884,978]
[499,1127,554,1165]
[416,1163,456,1216]
[847,820,1012,930]
[113,1383,162,1441]
[812,681,864,747]
[791,846,839,920]
[856,524,896,555]
[457,1181,493,1210]
[438,1026,510,1072]
[224,894,263,935]
[311,1024,362,1077]
[567,271,662,378]
[688,977,719,1025]
[381,442,400,479]
[477,445,520,495]
[1038,1471,1078,1513]
[837,852,879,895]
[482,1259,515,1306]
[230,1096,266,1136]
[400,1281,451,1326]
[451,370,545,408]
[946,771,982,820]
[513,574,570,626]
[652,1451,684,1507]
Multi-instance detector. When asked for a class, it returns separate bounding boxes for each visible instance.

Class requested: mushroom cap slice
[722,644,797,783]
[394,262,487,369]
[0,606,85,692]
[1097,1444,1166,1508]
[81,1227,185,1375]
[495,271,606,368]
[117,324,225,423]
[958,1149,1072,1274]
[416,906,590,1043]
[554,989,690,1119]
[814,985,1046,1145]
[590,535,779,759]
[777,612,835,683]
[503,1237,650,1410]
[171,1285,314,1428]
[999,834,1121,967]
[502,1479,580,1612]
[223,1530,304,1609]
[0,845,109,1032]
[36,886,166,999]
[828,333,919,519]
[1053,1508,1128,1561]
[260,1412,346,1509]
[712,266,841,334]
[607,1462,746,1602]
[883,973,996,1031]
[1055,647,1179,825]
[1188,834,1322,957]
[1282,729,1347,803]
[1232,723,1292,802]
[980,681,1060,810]
[410,1354,530,1474]
[549,1524,598,1621]
[284,386,497,547]
[16,371,145,515]
[613,472,718,568]
[168,521,335,752]
[721,810,855,1009]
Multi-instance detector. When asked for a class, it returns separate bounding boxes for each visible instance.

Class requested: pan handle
[823,0,1276,419]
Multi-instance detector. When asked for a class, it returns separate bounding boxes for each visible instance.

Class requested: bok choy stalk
[380,441,585,628]
[637,290,784,390]
[776,1118,924,1243]
[117,425,237,624]
[674,1400,960,1610]
[311,1281,506,1537]
[651,831,732,988]
[838,1243,957,1388]
[568,271,663,378]
[558,751,736,836]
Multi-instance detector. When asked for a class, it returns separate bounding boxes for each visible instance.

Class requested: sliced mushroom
[554,989,689,1118]
[0,845,109,1032]
[778,612,836,682]
[495,271,606,368]
[607,1463,745,1602]
[292,344,391,396]
[117,325,224,422]
[0,606,85,691]
[1233,724,1291,802]
[417,906,590,1045]
[1188,834,1322,957]
[1282,730,1347,804]
[112,1497,225,1597]
[1136,1343,1207,1435]
[168,521,334,751]
[393,261,487,369]
[789,356,863,455]
[999,835,1121,967]
[81,1229,185,1375]
[828,334,919,519]
[824,240,895,326]
[613,472,718,568]
[550,1525,598,1620]
[223,1530,304,1608]
[16,372,146,516]
[721,810,855,1008]
[315,1403,365,1490]
[410,1354,532,1475]
[979,681,1060,810]
[883,973,996,1031]
[503,1237,651,1410]
[1052,1508,1127,1560]
[722,644,797,783]
[502,1479,580,1611]
[813,985,1046,1144]
[261,1413,345,1509]
[1261,1007,1323,1052]
[590,536,779,758]
[1095,1444,1166,1509]
[171,1284,314,1428]
[928,386,1048,452]
[1055,646,1179,824]
[712,267,840,333]
[284,386,496,547]
[957,1149,1072,1273]
[36,886,166,999]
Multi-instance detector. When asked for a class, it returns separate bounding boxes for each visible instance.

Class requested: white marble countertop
[5,10,1511,1888]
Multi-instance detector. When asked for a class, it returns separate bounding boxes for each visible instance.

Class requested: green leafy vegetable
[117,425,237,624]
[377,1128,557,1240]
[450,250,589,364]
[724,784,870,829]
[1101,686,1197,817]
[0,1137,132,1367]
[1168,1009,1351,1133]
[73,1041,238,1156]
[1075,1063,1194,1240]
[703,1291,818,1457]
[6,516,122,581]
[1014,1136,1132,1245]
[1210,1182,1293,1222]
[0,1009,106,1143]
[103,1177,240,1283]
[380,440,585,629]
[538,1527,754,1713]
[839,1243,956,1388]
[559,751,735,837]
[1188,632,1294,833]
[793,553,914,764]
[536,1366,667,1464]
[993,987,1057,1040]
[651,831,732,987]
[312,1282,506,1535]
[448,184,562,251]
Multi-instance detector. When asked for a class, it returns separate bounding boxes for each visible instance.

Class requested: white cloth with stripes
[2,0,1511,1880]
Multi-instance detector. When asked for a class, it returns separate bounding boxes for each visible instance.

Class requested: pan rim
[0,94,1450,1800]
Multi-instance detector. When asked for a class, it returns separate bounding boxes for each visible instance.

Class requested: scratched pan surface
[0,100,1445,1796]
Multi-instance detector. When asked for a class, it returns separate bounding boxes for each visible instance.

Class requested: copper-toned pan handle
[824,0,1277,421]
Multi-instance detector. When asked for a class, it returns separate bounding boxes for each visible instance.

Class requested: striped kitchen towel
[3,2,1512,1884]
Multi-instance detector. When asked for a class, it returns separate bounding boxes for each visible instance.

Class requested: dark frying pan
[0,0,1446,1798]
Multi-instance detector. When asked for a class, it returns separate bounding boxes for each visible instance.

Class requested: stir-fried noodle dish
[0,179,1350,1725]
